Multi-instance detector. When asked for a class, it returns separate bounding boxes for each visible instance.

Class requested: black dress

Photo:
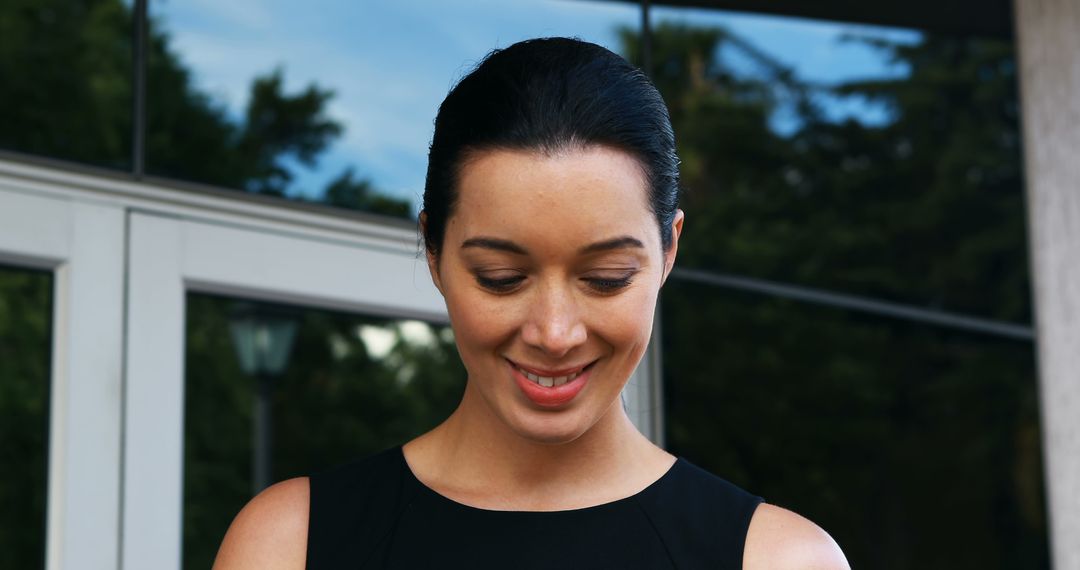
[307,446,762,569]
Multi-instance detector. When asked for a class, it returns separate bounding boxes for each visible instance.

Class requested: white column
[1014,1,1080,567]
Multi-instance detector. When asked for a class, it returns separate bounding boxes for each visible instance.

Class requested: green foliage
[0,0,132,168]
[0,2,1048,567]
[0,268,51,569]
[323,168,412,218]
[635,24,1046,568]
[0,0,412,217]
[182,295,464,570]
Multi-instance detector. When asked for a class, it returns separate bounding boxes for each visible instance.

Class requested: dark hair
[421,37,680,256]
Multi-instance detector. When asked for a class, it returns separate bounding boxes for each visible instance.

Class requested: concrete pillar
[1014,0,1080,567]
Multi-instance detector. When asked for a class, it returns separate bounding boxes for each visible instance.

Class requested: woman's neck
[402,385,674,511]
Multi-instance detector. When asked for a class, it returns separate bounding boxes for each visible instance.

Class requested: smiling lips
[508,359,593,407]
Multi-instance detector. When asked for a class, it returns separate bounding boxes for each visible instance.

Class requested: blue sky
[151,0,919,212]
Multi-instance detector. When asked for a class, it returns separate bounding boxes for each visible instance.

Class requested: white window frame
[122,207,449,569]
[0,156,663,570]
[0,174,125,570]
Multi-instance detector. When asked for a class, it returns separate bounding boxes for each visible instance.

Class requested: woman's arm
[743,503,850,570]
[212,477,310,570]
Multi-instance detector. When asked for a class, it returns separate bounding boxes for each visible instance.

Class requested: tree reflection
[0,0,411,217]
[0,2,1048,568]
[183,295,465,570]
[633,22,1046,569]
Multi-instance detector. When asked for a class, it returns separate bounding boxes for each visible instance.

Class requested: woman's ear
[419,211,444,295]
[660,209,684,287]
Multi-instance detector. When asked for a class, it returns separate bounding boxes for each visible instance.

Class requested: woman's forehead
[456,147,650,214]
[449,147,658,249]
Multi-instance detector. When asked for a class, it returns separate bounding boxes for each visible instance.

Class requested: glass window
[183,293,465,569]
[0,266,52,568]
[0,0,133,170]
[146,0,640,219]
[661,280,1047,567]
[647,8,1028,319]
[651,8,1046,567]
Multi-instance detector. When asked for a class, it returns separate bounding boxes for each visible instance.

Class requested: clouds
[152,0,913,204]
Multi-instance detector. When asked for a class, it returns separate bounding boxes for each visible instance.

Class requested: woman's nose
[520,283,587,357]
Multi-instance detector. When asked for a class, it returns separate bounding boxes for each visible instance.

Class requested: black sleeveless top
[307,446,762,569]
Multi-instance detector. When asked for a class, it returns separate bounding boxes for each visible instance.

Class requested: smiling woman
[212,37,849,569]
[430,146,667,444]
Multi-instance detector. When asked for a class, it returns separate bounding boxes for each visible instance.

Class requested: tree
[0,269,51,569]
[629,23,1046,569]
[0,0,411,217]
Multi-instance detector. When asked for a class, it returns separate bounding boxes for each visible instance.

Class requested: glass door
[0,264,52,569]
[0,184,125,570]
[121,208,450,569]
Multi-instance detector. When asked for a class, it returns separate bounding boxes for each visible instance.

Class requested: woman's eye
[475,275,525,292]
[585,274,635,293]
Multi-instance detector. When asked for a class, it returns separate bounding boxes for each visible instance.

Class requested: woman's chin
[517,428,585,446]
[504,412,592,445]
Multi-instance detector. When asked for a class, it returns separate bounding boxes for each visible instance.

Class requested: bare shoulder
[212,477,310,570]
[743,503,849,570]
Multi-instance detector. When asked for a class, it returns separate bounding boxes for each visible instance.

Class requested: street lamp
[228,302,299,495]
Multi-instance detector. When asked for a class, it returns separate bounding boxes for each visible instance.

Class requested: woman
[214,37,848,569]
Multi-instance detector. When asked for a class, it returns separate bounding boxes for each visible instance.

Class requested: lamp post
[228,302,298,495]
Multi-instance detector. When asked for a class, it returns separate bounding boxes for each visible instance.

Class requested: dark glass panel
[641,8,1028,321]
[0,0,132,169]
[661,279,1048,568]
[0,266,52,568]
[182,293,465,570]
[648,11,1044,564]
[146,0,638,219]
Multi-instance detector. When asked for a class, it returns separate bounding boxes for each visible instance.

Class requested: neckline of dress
[395,444,684,515]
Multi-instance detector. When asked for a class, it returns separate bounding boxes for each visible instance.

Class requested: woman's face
[428,145,682,444]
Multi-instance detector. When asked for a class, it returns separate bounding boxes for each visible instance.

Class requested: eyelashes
[474,273,636,294]
[475,275,526,292]
[584,275,635,293]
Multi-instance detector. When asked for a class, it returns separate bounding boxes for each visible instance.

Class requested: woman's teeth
[518,366,582,387]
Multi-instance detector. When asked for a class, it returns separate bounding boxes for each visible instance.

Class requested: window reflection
[183,293,465,569]
[0,266,52,569]
[661,280,1048,568]
[146,0,639,218]
[647,8,1027,320]
[652,9,1044,566]
[0,0,132,169]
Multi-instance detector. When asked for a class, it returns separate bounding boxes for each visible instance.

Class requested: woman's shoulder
[642,458,848,569]
[743,503,850,570]
[632,458,762,568]
[212,477,310,570]
[212,446,406,570]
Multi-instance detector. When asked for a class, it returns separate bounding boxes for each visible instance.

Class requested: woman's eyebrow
[460,237,528,254]
[460,235,644,255]
[578,236,644,254]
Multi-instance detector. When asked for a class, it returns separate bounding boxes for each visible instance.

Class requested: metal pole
[671,267,1035,341]
[1014,0,1080,564]
[641,0,652,77]
[253,373,272,494]
[132,0,147,178]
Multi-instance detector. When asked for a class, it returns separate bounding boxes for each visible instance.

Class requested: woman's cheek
[591,289,657,349]
[446,288,516,356]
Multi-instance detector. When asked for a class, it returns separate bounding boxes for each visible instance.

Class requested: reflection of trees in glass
[631,23,1046,569]
[0,0,410,217]
[146,12,409,217]
[183,295,465,570]
[0,268,51,569]
[0,1,1049,566]
[0,0,133,169]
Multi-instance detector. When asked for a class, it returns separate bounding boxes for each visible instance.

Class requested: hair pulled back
[422,37,680,256]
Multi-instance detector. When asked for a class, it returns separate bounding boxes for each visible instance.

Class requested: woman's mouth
[506,359,595,407]
[514,365,586,387]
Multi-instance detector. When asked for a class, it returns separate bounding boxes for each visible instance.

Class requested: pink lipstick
[507,359,592,408]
